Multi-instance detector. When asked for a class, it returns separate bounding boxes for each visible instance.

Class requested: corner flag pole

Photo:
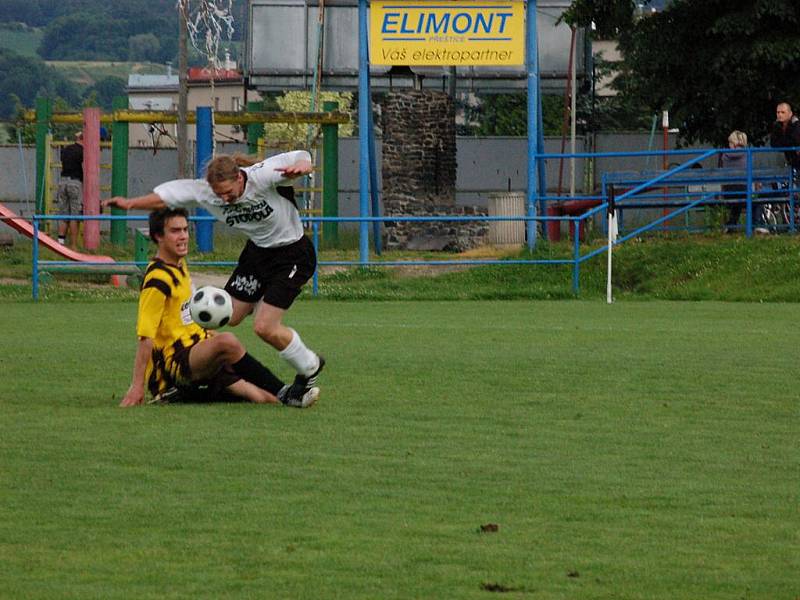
[606,186,616,304]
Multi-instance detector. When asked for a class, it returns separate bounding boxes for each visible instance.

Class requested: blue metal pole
[32,216,39,301]
[526,0,540,248]
[790,168,797,233]
[358,0,370,264]
[312,220,319,296]
[195,106,214,252]
[572,218,581,295]
[745,148,753,237]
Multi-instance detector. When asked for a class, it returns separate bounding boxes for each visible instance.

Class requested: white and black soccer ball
[189,286,233,329]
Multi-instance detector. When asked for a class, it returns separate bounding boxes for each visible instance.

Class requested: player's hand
[120,386,144,407]
[102,197,128,210]
[275,160,313,178]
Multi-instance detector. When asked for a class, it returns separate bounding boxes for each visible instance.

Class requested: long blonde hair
[205,153,260,185]
[727,130,748,147]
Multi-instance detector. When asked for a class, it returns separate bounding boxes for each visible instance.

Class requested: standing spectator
[769,102,800,170]
[767,102,800,232]
[56,131,83,248]
[718,130,749,233]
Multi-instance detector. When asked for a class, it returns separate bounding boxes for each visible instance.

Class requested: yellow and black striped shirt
[136,258,209,396]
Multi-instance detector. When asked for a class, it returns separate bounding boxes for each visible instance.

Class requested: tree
[128,33,162,62]
[581,56,654,133]
[38,14,128,61]
[263,91,354,145]
[457,93,564,137]
[559,0,639,40]
[0,48,79,119]
[83,76,127,111]
[617,0,800,145]
[0,0,43,26]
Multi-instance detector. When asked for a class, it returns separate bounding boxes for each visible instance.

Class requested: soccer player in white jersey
[103,151,324,405]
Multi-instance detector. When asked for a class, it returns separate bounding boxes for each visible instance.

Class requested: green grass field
[1,299,797,599]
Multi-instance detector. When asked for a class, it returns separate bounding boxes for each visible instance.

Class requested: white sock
[279,329,319,376]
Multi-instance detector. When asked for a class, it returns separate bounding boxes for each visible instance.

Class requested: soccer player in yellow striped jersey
[119,207,319,409]
[138,255,208,400]
[103,151,324,407]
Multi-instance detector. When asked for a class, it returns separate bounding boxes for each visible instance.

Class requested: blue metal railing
[25,146,799,300]
[29,213,571,300]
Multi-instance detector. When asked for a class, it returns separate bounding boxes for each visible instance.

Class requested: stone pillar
[382,89,456,207]
[382,90,487,251]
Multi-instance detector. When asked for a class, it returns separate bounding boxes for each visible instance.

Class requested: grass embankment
[45,60,166,88]
[4,233,798,303]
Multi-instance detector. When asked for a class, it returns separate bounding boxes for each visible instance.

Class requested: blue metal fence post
[311,220,320,296]
[601,175,608,235]
[32,216,39,301]
[195,106,214,252]
[358,0,370,265]
[572,217,581,295]
[745,148,753,237]
[526,0,540,248]
[790,167,797,233]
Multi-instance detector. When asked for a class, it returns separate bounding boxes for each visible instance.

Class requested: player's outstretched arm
[120,337,154,407]
[102,193,167,212]
[274,158,313,179]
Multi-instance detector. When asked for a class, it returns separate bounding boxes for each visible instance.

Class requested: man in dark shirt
[768,102,800,229]
[56,131,83,248]
[769,102,800,169]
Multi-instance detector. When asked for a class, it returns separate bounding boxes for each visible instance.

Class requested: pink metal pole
[82,107,101,250]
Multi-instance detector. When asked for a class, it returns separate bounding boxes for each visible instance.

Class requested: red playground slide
[0,201,115,263]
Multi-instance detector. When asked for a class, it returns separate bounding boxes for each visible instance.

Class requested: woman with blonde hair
[103,150,324,405]
[718,130,762,233]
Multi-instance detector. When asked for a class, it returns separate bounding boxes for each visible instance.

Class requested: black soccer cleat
[296,355,325,390]
[277,356,325,407]
[278,385,320,408]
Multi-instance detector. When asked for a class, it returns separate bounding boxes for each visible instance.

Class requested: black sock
[231,353,285,395]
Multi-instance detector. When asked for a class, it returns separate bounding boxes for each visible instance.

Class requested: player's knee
[214,332,244,358]
[253,320,281,345]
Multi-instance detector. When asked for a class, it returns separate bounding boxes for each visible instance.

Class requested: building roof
[127,74,179,90]
[187,67,243,82]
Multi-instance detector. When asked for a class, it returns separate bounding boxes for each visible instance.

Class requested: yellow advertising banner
[370,1,526,66]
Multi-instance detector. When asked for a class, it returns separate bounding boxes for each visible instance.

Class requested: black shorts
[224,236,317,309]
[168,344,240,394]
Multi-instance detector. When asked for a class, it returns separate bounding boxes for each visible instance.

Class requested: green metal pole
[34,97,52,214]
[322,100,339,245]
[110,96,129,244]
[246,101,264,155]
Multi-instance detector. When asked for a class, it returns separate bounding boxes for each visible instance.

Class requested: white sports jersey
[154,150,309,248]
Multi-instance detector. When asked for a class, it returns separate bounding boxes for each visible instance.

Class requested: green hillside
[0,25,43,58]
[46,60,167,89]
